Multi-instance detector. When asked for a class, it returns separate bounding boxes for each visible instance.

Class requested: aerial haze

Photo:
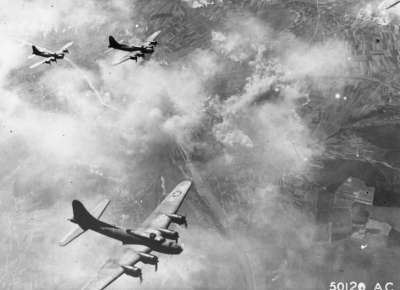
[2,0,400,289]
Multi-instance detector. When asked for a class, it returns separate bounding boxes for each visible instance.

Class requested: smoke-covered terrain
[2,0,400,289]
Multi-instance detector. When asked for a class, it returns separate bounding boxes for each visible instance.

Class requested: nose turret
[160,240,183,254]
[170,242,183,254]
[175,244,183,254]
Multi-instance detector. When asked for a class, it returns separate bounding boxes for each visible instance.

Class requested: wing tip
[177,180,193,191]
[182,179,192,186]
[58,241,67,247]
[58,235,74,247]
[64,41,74,48]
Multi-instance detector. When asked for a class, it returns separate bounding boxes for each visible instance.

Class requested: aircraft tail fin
[108,36,120,48]
[58,199,110,246]
[72,200,98,226]
[32,45,40,55]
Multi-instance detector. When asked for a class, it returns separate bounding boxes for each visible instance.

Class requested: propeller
[183,216,187,228]
[139,272,143,283]
[155,261,158,272]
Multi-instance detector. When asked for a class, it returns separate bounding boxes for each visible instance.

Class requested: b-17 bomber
[28,41,73,69]
[107,30,161,65]
[59,180,192,290]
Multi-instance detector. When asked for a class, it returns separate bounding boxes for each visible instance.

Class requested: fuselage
[34,51,65,59]
[115,45,154,54]
[85,220,182,254]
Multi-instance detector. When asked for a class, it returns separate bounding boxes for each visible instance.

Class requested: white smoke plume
[0,1,354,289]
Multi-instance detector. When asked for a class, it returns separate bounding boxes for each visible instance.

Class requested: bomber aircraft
[28,41,73,69]
[108,30,161,65]
[59,180,192,290]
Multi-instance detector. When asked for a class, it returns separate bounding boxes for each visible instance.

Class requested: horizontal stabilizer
[58,199,110,247]
[104,48,114,54]
[91,199,111,219]
[58,225,86,246]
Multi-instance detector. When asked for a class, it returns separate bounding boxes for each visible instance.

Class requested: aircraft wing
[29,57,54,69]
[56,41,74,54]
[143,30,161,45]
[111,54,131,66]
[82,245,151,290]
[386,1,400,9]
[140,180,192,230]
[111,52,140,66]
[81,180,191,290]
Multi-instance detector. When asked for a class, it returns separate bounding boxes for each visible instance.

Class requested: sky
[0,0,358,289]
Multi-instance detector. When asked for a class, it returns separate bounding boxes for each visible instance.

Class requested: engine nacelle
[149,232,165,243]
[158,228,179,241]
[138,252,158,265]
[165,214,187,227]
[138,252,159,271]
[127,229,165,243]
[121,265,142,281]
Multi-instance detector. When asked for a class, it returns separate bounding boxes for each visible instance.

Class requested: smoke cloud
[0,1,355,289]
